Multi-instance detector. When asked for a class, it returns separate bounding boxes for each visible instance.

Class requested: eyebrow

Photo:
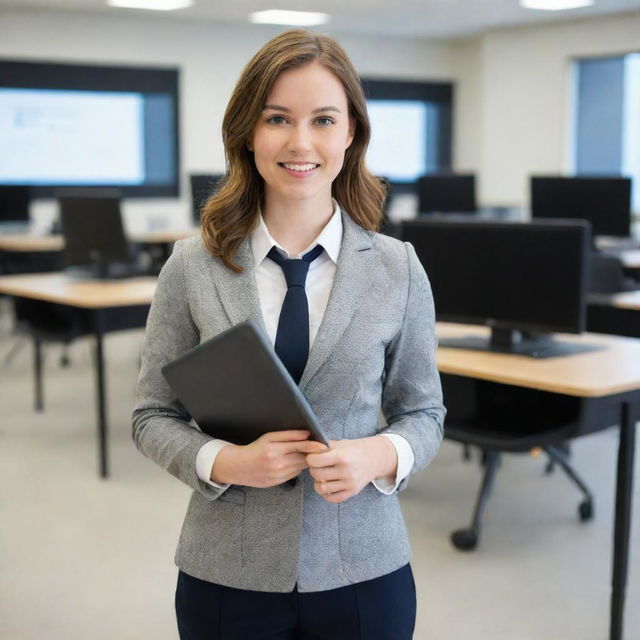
[263,104,342,114]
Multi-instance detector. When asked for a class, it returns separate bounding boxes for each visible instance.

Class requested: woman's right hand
[210,430,328,488]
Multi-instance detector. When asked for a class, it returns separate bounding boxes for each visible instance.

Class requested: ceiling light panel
[107,0,194,11]
[249,10,331,26]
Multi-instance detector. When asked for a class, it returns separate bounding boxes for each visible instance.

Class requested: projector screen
[1,88,144,185]
[0,60,180,197]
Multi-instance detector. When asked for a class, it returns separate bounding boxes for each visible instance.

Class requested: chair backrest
[58,193,130,268]
[189,174,224,224]
[0,185,30,225]
[588,252,628,294]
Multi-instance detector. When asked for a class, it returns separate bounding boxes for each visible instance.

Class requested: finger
[314,479,347,496]
[283,452,311,468]
[306,450,339,468]
[280,440,328,455]
[308,466,340,482]
[322,490,351,504]
[264,430,310,442]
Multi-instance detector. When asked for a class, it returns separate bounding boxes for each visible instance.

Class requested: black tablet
[161,320,329,446]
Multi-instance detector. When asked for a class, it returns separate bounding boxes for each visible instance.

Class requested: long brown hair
[200,29,387,272]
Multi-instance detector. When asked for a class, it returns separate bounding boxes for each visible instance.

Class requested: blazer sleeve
[378,242,446,492]
[131,241,225,501]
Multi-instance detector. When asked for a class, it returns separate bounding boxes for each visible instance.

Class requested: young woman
[133,29,445,640]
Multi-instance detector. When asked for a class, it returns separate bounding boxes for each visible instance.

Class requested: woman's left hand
[306,436,398,504]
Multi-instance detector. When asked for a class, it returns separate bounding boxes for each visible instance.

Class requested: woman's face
[250,62,354,212]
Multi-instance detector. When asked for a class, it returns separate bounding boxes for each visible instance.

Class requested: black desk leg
[33,336,43,412]
[93,310,109,479]
[610,401,636,640]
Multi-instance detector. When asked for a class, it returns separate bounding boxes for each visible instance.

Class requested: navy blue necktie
[268,244,324,384]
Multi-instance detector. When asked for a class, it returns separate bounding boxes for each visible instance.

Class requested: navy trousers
[175,564,416,640]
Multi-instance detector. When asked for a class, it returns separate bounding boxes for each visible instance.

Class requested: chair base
[450,445,594,551]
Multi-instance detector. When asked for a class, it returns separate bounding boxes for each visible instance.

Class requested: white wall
[451,10,640,210]
[0,9,454,233]
[3,8,640,223]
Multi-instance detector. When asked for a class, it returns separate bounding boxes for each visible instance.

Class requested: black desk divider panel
[417,174,476,214]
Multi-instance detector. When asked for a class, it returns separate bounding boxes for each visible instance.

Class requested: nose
[287,124,312,153]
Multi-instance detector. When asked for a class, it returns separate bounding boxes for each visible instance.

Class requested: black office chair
[588,251,637,294]
[13,298,92,411]
[189,173,224,225]
[441,374,614,551]
[587,251,640,338]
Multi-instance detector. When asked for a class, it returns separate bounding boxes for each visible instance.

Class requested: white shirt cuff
[195,439,233,489]
[372,433,415,495]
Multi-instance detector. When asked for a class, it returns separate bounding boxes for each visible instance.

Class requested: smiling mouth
[278,162,319,172]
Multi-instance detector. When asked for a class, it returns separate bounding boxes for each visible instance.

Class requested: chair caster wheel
[451,528,478,551]
[578,500,594,521]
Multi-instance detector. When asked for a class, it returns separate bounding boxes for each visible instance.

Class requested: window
[574,54,640,214]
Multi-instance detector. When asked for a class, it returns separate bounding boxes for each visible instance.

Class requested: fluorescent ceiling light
[107,0,193,10]
[520,0,594,10]
[249,10,330,26]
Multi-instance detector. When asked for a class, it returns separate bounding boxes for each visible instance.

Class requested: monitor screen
[59,194,129,267]
[0,185,30,223]
[417,174,476,213]
[189,174,224,224]
[530,176,631,237]
[403,218,589,338]
[0,60,179,198]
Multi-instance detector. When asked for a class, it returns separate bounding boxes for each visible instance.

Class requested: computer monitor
[531,176,631,238]
[0,185,30,223]
[416,174,476,214]
[402,217,593,357]
[190,174,224,224]
[58,193,130,275]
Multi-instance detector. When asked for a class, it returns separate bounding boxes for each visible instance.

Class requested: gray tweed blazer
[132,212,445,593]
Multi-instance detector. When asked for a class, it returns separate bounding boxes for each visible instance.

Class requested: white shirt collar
[250,200,343,266]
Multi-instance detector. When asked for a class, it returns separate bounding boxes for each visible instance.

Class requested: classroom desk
[0,229,197,252]
[617,249,640,270]
[436,322,640,640]
[0,234,64,252]
[589,290,640,311]
[0,272,156,478]
[0,229,198,276]
[588,291,640,339]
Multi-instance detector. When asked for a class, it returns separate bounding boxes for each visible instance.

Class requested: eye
[266,115,287,125]
[314,116,335,126]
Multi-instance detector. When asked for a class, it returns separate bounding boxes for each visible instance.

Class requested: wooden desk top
[619,249,640,269]
[134,229,198,244]
[589,290,640,310]
[0,229,198,252]
[0,234,64,252]
[0,272,157,308]
[436,323,640,398]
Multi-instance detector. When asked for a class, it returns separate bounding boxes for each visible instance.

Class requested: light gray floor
[1,313,638,639]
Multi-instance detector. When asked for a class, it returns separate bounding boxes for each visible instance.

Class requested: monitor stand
[438,327,603,359]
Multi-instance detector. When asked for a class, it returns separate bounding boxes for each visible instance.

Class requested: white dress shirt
[195,203,414,494]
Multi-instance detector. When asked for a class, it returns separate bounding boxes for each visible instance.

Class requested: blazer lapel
[208,239,267,333]
[300,214,375,390]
